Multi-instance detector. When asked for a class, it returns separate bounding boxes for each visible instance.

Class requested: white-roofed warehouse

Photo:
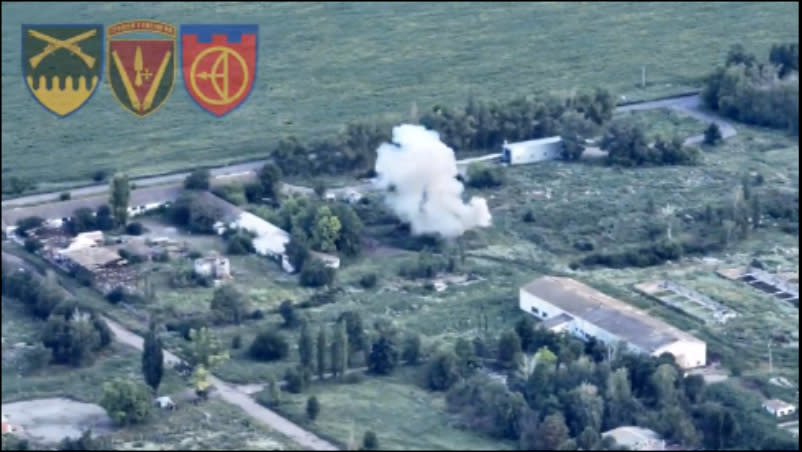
[520,276,706,369]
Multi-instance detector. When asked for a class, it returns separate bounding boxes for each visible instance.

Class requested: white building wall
[503,139,563,165]
[519,290,631,349]
[519,290,705,368]
[653,340,706,369]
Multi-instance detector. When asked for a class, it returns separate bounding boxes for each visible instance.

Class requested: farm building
[762,399,796,417]
[194,253,231,279]
[602,426,665,451]
[520,276,707,369]
[500,136,563,165]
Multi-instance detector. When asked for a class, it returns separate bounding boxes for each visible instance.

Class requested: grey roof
[2,185,183,226]
[522,276,703,353]
[541,312,573,329]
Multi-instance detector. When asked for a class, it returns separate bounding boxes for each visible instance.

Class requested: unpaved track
[101,316,339,451]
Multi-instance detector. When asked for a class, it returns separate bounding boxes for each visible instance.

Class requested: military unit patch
[21,22,258,118]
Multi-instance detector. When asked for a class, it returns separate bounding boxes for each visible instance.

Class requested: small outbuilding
[501,136,563,165]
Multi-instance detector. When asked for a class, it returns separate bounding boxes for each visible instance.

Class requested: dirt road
[101,316,339,451]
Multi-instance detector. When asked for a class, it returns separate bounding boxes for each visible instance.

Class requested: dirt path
[101,316,339,451]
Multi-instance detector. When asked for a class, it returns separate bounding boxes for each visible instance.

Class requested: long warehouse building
[520,276,706,369]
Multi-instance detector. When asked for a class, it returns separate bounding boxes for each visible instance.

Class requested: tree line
[703,43,799,135]
[270,89,615,177]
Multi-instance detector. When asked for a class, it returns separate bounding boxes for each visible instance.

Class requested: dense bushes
[249,331,289,361]
[299,257,336,287]
[271,89,615,178]
[166,193,223,234]
[466,164,504,188]
[703,43,799,134]
[602,121,699,167]
[100,379,152,426]
[42,302,112,366]
[125,222,144,235]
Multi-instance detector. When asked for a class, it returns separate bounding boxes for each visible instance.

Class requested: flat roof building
[520,276,706,369]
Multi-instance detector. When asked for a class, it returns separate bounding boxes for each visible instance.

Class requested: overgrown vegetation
[703,43,799,134]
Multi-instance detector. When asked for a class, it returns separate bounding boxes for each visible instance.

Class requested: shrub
[522,210,536,223]
[106,286,126,304]
[226,230,255,255]
[184,169,211,190]
[118,248,146,264]
[24,237,43,253]
[59,192,71,201]
[249,331,289,361]
[92,170,108,182]
[299,257,335,287]
[100,379,152,426]
[279,300,299,328]
[363,431,379,451]
[306,396,320,421]
[284,367,305,394]
[15,216,44,236]
[427,351,460,391]
[125,222,144,235]
[231,334,242,350]
[466,164,504,188]
[152,249,170,262]
[359,273,378,289]
[210,284,249,325]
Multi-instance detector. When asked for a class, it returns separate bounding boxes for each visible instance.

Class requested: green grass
[266,367,516,451]
[615,108,706,139]
[2,2,798,190]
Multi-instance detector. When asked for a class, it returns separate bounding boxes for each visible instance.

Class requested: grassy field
[1,295,303,450]
[2,2,798,190]
[261,367,516,451]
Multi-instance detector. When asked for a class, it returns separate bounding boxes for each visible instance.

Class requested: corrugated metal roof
[522,276,703,353]
[503,136,562,150]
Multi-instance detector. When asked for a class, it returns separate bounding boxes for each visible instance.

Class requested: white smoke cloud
[373,124,492,238]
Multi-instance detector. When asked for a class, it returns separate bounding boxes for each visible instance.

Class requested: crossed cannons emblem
[28,29,97,69]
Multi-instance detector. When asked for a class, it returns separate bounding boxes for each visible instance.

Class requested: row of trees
[2,268,112,367]
[703,43,799,134]
[601,121,699,167]
[270,89,614,177]
[437,318,797,450]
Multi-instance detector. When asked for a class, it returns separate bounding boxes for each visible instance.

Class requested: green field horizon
[2,2,798,189]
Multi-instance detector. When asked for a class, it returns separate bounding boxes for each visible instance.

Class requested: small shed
[762,399,796,417]
[501,136,563,165]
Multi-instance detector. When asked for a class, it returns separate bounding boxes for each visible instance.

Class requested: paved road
[101,316,339,451]
[2,93,735,210]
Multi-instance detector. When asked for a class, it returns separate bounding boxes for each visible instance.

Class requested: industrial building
[501,136,563,165]
[519,276,706,369]
[602,426,665,451]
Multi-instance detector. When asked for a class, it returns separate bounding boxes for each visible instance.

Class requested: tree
[427,351,460,391]
[142,325,164,393]
[564,383,604,435]
[100,379,152,426]
[267,377,281,407]
[498,330,522,369]
[332,204,364,256]
[316,327,327,380]
[258,163,283,201]
[42,307,104,367]
[651,363,679,407]
[16,216,44,235]
[126,222,144,235]
[339,311,366,355]
[299,257,336,287]
[314,182,327,198]
[559,111,597,161]
[536,412,570,450]
[769,42,799,78]
[306,396,320,421]
[279,300,299,328]
[331,321,348,378]
[367,333,399,375]
[299,323,314,371]
[226,229,255,255]
[604,367,638,429]
[95,204,115,230]
[577,426,601,451]
[704,122,723,145]
[109,173,130,226]
[24,237,42,253]
[466,163,504,188]
[285,233,310,273]
[210,284,248,325]
[23,343,52,375]
[362,431,379,450]
[514,316,536,352]
[577,87,616,125]
[311,206,342,253]
[454,337,478,377]
[184,169,211,190]
[402,334,421,365]
[180,327,229,395]
[249,331,289,361]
